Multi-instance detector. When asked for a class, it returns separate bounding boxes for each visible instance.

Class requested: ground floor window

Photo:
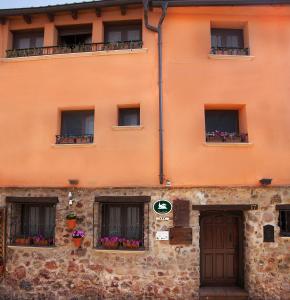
[94,196,150,250]
[7,197,57,247]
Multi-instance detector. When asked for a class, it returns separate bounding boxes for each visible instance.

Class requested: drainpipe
[143,0,168,185]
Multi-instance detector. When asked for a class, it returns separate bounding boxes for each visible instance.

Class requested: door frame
[0,207,6,272]
[199,210,244,288]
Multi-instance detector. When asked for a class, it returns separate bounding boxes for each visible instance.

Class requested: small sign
[169,227,192,245]
[156,217,170,221]
[156,231,169,240]
[153,200,172,215]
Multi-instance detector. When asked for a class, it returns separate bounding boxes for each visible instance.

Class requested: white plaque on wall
[156,231,169,240]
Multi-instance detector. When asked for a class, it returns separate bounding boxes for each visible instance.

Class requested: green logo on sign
[153,200,172,214]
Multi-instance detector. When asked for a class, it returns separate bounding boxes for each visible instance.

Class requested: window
[7,197,57,247]
[56,110,94,144]
[58,25,92,46]
[205,109,248,143]
[94,196,150,250]
[210,28,248,55]
[104,21,142,43]
[103,21,142,50]
[277,206,290,237]
[12,29,44,49]
[118,107,140,126]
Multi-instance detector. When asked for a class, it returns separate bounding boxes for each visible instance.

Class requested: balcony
[210,47,249,56]
[206,131,248,143]
[56,134,94,145]
[6,41,143,58]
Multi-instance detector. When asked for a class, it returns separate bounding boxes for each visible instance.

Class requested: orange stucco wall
[0,5,290,187]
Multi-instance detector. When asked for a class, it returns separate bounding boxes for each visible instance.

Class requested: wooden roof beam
[0,17,6,25]
[23,14,32,24]
[120,5,127,15]
[71,10,78,20]
[47,13,54,22]
[96,8,101,17]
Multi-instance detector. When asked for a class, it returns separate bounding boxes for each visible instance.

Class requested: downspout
[143,0,168,185]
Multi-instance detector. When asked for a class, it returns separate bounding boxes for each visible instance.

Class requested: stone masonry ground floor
[0,187,289,299]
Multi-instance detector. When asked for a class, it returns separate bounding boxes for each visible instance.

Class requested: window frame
[12,29,44,50]
[7,200,57,247]
[104,20,142,43]
[57,24,93,46]
[277,207,290,237]
[211,28,244,49]
[101,202,144,243]
[118,107,140,126]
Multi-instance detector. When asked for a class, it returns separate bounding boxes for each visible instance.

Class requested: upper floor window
[56,110,94,144]
[12,29,44,49]
[103,21,142,50]
[7,197,57,247]
[54,25,93,54]
[118,107,140,126]
[6,29,44,57]
[205,109,248,143]
[210,28,249,56]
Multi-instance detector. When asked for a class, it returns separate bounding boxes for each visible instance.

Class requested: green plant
[66,212,77,220]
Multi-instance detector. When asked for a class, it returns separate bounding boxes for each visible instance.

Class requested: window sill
[112,125,144,131]
[1,48,148,62]
[8,245,56,249]
[93,248,146,254]
[52,143,96,148]
[203,142,253,147]
[208,54,255,61]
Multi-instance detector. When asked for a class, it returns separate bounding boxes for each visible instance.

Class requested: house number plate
[156,231,169,240]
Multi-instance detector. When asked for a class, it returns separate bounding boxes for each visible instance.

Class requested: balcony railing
[56,134,94,144]
[210,47,249,56]
[206,131,248,143]
[6,40,143,58]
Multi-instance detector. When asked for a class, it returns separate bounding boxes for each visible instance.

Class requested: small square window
[8,199,56,247]
[210,28,248,55]
[57,110,94,144]
[278,209,290,237]
[118,107,140,126]
[205,109,248,143]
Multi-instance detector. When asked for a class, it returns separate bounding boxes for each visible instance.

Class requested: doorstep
[199,286,248,300]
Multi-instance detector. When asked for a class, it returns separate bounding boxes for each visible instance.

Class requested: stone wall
[0,187,289,300]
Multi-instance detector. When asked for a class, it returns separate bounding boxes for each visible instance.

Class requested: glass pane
[127,29,140,41]
[108,206,121,236]
[126,206,140,239]
[205,110,239,133]
[119,108,140,126]
[107,31,122,43]
[35,36,44,48]
[17,37,30,49]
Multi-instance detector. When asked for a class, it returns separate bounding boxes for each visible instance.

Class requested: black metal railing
[210,47,249,56]
[56,134,94,144]
[6,40,143,58]
[206,131,248,143]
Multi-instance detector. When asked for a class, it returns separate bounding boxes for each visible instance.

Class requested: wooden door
[200,212,242,286]
[0,208,6,274]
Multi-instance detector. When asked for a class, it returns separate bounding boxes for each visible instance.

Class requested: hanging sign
[153,200,172,214]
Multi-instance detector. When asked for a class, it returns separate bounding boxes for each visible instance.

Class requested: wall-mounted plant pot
[15,238,30,245]
[72,237,83,248]
[66,219,77,230]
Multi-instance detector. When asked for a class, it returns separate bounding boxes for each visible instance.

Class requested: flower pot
[15,238,30,245]
[66,219,77,230]
[34,240,48,246]
[72,237,83,248]
[102,242,119,249]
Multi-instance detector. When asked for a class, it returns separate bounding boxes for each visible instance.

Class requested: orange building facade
[0,1,289,299]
